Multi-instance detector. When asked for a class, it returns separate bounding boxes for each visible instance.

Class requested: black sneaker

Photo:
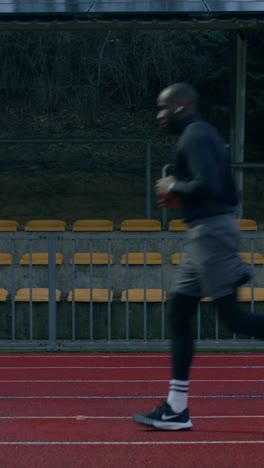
[133,402,192,431]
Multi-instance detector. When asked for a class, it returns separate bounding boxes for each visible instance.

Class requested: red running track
[0,353,264,468]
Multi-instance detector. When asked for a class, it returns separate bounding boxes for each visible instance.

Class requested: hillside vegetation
[0,30,263,224]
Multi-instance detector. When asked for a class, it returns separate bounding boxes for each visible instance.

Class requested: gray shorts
[174,214,252,299]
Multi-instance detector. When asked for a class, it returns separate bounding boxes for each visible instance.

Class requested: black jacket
[169,114,238,222]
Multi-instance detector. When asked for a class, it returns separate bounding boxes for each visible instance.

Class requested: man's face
[156,90,183,134]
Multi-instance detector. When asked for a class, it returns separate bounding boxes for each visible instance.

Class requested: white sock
[167,379,189,413]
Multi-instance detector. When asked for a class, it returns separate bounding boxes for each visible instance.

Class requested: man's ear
[174,106,184,114]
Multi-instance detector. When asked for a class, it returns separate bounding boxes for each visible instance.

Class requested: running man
[133,83,264,431]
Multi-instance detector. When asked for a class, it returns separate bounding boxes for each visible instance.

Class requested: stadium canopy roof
[0,0,263,31]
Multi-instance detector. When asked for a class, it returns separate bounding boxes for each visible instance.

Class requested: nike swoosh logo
[161,413,177,421]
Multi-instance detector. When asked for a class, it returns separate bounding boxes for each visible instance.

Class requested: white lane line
[0,355,170,359]
[0,440,263,445]
[0,366,173,369]
[0,379,262,383]
[0,366,263,369]
[0,395,264,399]
[0,354,263,358]
[0,415,263,420]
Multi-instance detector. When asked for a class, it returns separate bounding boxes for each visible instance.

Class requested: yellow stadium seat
[168,220,187,231]
[0,220,18,232]
[172,252,264,266]
[0,289,8,301]
[121,289,166,302]
[169,218,258,231]
[15,288,61,302]
[71,253,113,265]
[237,219,258,231]
[121,253,162,265]
[171,252,186,264]
[201,288,264,303]
[20,253,64,265]
[240,252,264,264]
[120,219,161,231]
[173,252,264,266]
[25,220,66,231]
[72,220,114,232]
[238,287,264,302]
[67,288,113,302]
[201,297,212,302]
[0,254,12,265]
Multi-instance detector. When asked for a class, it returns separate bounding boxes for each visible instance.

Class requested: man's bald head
[158,83,198,112]
[156,83,198,132]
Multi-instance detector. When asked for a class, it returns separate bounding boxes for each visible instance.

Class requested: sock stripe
[170,383,188,388]
[167,380,189,413]
[169,384,189,391]
[170,389,188,394]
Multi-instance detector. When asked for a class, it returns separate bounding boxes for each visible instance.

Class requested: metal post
[11,238,15,342]
[230,31,247,217]
[250,238,255,315]
[161,164,173,229]
[71,240,76,341]
[146,143,152,219]
[143,240,147,342]
[197,302,201,341]
[29,240,33,341]
[107,239,112,343]
[161,237,165,341]
[48,234,57,350]
[125,239,129,342]
[89,240,94,342]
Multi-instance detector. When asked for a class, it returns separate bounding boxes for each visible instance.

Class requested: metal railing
[0,231,262,351]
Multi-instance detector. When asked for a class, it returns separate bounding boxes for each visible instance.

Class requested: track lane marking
[0,379,262,383]
[0,366,263,369]
[0,441,264,445]
[0,354,264,358]
[1,395,264,399]
[0,415,263,420]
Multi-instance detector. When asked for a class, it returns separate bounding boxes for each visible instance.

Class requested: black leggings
[170,291,264,381]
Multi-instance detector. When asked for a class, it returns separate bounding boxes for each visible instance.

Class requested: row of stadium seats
[0,218,258,232]
[0,287,262,303]
[0,252,263,265]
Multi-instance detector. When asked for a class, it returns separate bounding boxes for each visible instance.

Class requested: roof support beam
[230,31,247,217]
[0,19,262,32]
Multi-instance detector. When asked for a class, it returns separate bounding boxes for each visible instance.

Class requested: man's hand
[155,176,176,196]
[155,176,180,208]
